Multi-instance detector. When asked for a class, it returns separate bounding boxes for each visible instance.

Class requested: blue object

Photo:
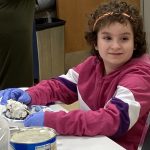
[10,134,56,150]
[33,21,39,82]
[24,111,44,127]
[34,106,43,112]
[0,88,31,105]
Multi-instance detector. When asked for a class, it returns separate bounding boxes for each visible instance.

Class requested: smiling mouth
[109,53,123,55]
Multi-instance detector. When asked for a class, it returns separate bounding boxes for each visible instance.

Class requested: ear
[94,44,98,51]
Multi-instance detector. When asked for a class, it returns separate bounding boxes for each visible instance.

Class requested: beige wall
[56,0,140,71]
[56,0,140,53]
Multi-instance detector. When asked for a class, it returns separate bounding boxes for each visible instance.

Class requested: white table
[0,104,125,150]
[57,135,125,150]
[50,104,126,150]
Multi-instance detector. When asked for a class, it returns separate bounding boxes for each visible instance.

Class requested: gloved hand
[24,111,44,127]
[0,88,31,105]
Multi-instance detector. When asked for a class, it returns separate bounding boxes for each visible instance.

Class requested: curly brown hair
[85,0,147,58]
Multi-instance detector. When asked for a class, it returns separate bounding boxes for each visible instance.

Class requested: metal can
[10,127,57,150]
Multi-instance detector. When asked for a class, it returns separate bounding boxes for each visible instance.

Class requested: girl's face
[95,21,134,75]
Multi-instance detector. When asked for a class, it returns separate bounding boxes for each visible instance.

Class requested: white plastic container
[0,115,10,150]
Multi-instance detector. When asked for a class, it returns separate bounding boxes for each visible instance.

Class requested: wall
[141,0,150,53]
[56,0,140,71]
[56,0,140,53]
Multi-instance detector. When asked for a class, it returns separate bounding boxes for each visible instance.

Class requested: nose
[111,40,121,50]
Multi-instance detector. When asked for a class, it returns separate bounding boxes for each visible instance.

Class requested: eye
[121,37,129,41]
[103,36,112,40]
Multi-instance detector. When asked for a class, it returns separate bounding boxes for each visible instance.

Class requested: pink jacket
[27,54,150,150]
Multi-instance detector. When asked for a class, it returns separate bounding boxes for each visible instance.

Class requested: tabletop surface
[0,103,126,150]
[57,135,126,150]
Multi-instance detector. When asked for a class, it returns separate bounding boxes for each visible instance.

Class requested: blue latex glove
[24,111,44,127]
[0,88,31,105]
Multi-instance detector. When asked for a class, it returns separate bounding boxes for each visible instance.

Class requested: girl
[1,0,150,149]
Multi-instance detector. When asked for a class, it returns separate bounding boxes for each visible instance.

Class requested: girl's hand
[24,111,44,127]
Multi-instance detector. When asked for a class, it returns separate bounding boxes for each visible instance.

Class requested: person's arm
[43,72,150,137]
[27,68,79,106]
[26,56,94,106]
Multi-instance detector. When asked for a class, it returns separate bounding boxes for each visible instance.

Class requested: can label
[10,127,57,150]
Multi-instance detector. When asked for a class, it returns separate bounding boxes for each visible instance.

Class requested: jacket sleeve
[27,57,93,105]
[43,70,150,138]
[27,69,79,105]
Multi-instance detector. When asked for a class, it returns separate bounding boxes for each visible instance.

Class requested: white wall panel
[142,0,150,53]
